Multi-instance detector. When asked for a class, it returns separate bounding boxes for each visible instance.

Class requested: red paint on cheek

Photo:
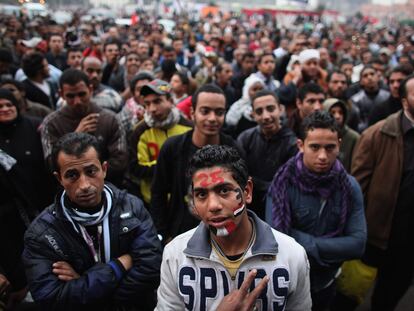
[225,221,237,234]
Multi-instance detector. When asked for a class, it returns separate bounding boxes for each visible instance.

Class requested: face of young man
[252,95,281,137]
[257,55,275,77]
[192,166,252,237]
[82,58,102,89]
[298,128,340,174]
[49,35,64,54]
[55,147,107,208]
[328,73,347,98]
[360,68,379,92]
[329,105,345,127]
[104,44,119,64]
[67,51,83,70]
[142,93,173,122]
[389,71,407,99]
[297,92,325,119]
[192,92,226,137]
[61,81,92,117]
[217,64,233,85]
[302,58,319,78]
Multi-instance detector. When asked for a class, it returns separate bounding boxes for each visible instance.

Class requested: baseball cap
[140,79,171,96]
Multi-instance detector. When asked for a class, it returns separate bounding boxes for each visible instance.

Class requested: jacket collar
[380,110,403,138]
[184,210,279,259]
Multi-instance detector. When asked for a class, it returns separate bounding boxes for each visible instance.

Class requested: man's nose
[78,174,91,190]
[207,193,223,213]
[318,149,328,161]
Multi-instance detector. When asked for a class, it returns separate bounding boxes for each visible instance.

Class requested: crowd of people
[0,6,413,311]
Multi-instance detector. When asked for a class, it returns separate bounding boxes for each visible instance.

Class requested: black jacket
[151,130,241,240]
[22,79,58,109]
[237,125,298,219]
[23,184,162,311]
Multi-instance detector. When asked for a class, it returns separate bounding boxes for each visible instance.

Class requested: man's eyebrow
[193,182,233,192]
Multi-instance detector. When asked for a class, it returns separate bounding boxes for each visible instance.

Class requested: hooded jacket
[323,99,360,172]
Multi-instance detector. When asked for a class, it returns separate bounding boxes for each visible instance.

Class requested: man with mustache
[40,69,127,186]
[23,132,162,311]
[155,145,311,311]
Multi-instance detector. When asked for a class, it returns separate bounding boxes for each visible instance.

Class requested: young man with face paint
[267,111,366,311]
[155,145,311,311]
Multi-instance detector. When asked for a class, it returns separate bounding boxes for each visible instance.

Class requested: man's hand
[75,113,100,133]
[117,254,133,271]
[52,261,80,281]
[0,274,10,295]
[216,269,269,311]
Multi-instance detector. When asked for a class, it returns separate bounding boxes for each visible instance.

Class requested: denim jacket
[266,175,367,292]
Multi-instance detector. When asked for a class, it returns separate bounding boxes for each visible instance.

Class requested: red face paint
[196,169,225,187]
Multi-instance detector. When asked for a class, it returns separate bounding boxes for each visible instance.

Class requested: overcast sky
[372,0,407,4]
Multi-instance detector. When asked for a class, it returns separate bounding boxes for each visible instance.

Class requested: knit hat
[298,49,320,65]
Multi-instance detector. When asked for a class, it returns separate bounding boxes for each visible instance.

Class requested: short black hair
[360,65,376,78]
[22,52,46,79]
[173,71,190,86]
[300,110,340,140]
[67,46,83,55]
[399,74,414,100]
[389,64,413,80]
[59,68,90,89]
[0,48,13,63]
[103,38,121,51]
[52,132,102,172]
[129,71,154,93]
[298,82,324,101]
[191,83,225,109]
[257,52,275,64]
[187,145,249,189]
[241,52,255,62]
[327,70,347,83]
[251,89,279,107]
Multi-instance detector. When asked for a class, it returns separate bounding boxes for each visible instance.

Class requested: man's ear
[296,98,301,109]
[101,161,108,179]
[244,177,253,205]
[190,106,195,121]
[297,138,304,152]
[53,171,62,185]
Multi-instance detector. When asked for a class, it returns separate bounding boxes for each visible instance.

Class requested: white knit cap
[298,49,320,64]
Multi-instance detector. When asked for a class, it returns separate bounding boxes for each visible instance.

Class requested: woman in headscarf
[225,75,265,138]
[0,88,54,310]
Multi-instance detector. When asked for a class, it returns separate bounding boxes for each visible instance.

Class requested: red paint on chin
[224,221,237,234]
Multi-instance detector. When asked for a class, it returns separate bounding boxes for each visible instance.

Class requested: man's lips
[209,216,231,227]
[77,192,96,200]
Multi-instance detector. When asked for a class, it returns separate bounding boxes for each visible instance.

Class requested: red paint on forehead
[195,169,225,188]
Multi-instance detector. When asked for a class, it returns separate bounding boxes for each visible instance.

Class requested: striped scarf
[268,152,352,237]
[61,185,113,263]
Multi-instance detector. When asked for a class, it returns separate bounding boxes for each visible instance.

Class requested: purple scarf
[269,152,352,237]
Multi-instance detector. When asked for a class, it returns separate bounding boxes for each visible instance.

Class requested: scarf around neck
[269,152,352,237]
[143,106,181,130]
[61,185,113,263]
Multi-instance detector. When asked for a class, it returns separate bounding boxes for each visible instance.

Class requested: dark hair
[103,38,121,52]
[0,48,13,63]
[191,83,225,109]
[251,89,279,107]
[22,52,46,78]
[187,145,249,188]
[59,68,90,89]
[129,71,154,93]
[241,52,255,62]
[360,65,376,78]
[0,78,25,92]
[126,51,140,59]
[339,59,353,67]
[389,64,413,80]
[67,46,83,55]
[300,110,340,140]
[327,70,347,83]
[48,33,63,41]
[52,132,102,172]
[258,52,275,64]
[163,45,175,53]
[173,71,190,86]
[298,82,324,101]
[399,74,414,100]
